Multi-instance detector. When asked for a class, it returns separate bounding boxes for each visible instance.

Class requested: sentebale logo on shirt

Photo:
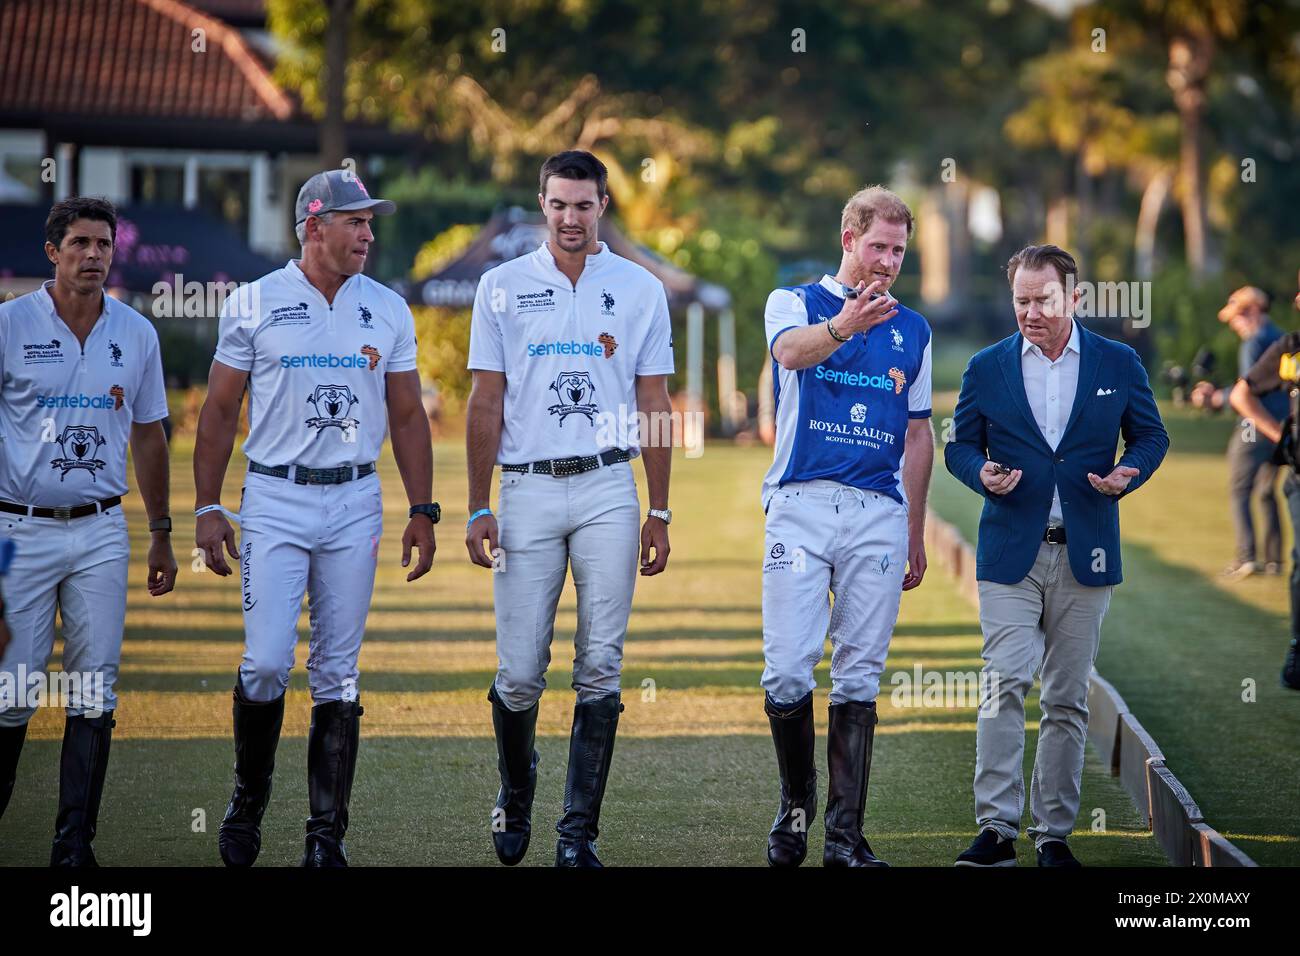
[527,340,606,358]
[814,365,907,394]
[279,353,373,370]
[37,393,121,409]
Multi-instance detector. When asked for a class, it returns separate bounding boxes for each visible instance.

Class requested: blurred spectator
[1229,270,1300,690]
[1193,286,1285,579]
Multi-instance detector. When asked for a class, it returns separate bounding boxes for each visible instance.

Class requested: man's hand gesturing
[830,280,899,337]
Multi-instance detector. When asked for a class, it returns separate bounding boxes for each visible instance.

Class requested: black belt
[0,495,121,519]
[249,460,376,485]
[502,448,631,477]
[1043,526,1067,544]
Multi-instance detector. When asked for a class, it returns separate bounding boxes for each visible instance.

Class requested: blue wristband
[467,508,493,529]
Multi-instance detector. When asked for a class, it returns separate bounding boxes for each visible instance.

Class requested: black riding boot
[823,700,888,867]
[488,684,539,866]
[302,699,363,867]
[1282,636,1300,690]
[50,711,115,867]
[219,679,285,866]
[555,693,622,867]
[0,722,28,821]
[765,692,817,867]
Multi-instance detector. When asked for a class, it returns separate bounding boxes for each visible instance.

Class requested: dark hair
[1006,243,1078,289]
[539,150,608,201]
[45,196,117,249]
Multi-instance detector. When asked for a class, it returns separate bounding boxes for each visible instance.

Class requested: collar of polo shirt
[37,280,111,322]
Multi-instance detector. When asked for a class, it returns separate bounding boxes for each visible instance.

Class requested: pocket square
[1096,387,1116,396]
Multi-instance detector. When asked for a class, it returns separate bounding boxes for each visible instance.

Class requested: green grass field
[0,436,1167,866]
[929,398,1300,866]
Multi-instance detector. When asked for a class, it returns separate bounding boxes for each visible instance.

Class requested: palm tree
[1146,0,1246,278]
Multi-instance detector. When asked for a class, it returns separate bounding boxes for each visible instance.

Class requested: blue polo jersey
[761,274,932,509]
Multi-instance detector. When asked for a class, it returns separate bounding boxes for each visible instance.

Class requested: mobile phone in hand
[991,463,1013,475]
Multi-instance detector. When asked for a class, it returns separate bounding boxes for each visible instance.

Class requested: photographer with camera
[1229,271,1300,690]
[1195,286,1286,580]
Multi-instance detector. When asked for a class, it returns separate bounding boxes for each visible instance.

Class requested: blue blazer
[944,324,1169,587]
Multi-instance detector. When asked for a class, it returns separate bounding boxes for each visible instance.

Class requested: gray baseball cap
[295,169,396,225]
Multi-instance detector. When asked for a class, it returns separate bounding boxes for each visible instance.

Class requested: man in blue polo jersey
[760,185,933,867]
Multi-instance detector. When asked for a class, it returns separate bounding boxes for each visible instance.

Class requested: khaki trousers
[974,541,1113,847]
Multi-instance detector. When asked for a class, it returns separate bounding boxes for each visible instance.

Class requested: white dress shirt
[1021,320,1081,527]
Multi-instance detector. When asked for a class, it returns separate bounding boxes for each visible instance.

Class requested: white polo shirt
[467,241,674,464]
[214,260,418,468]
[0,282,169,506]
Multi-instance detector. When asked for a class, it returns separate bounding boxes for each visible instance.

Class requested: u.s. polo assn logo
[50,425,107,481]
[305,384,360,432]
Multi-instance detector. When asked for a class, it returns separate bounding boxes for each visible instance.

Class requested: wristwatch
[410,502,441,524]
[647,508,672,525]
[148,517,172,534]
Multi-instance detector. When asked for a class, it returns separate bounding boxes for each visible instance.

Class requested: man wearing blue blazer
[944,244,1168,867]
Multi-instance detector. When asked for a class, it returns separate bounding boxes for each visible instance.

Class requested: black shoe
[954,828,1017,867]
[301,699,363,868]
[218,679,285,867]
[765,692,817,867]
[1282,637,1300,690]
[823,700,888,867]
[0,721,29,820]
[1036,839,1082,868]
[488,684,540,866]
[555,693,622,868]
[50,711,115,867]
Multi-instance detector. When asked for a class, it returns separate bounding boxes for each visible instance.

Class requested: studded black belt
[502,448,631,478]
[249,460,376,485]
[1043,526,1067,544]
[0,495,122,519]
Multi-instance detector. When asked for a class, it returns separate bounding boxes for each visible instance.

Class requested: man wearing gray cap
[194,169,439,866]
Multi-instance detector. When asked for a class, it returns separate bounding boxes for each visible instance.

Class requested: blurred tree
[321,0,356,167]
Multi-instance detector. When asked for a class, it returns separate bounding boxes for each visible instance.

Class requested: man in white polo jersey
[760,185,933,867]
[194,170,437,867]
[0,197,176,866]
[465,150,674,867]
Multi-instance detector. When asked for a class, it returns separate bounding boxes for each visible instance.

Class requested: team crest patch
[548,370,598,426]
[598,332,618,358]
[361,344,382,370]
[50,425,107,481]
[110,385,125,410]
[306,384,360,431]
[850,402,867,423]
[888,367,906,394]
